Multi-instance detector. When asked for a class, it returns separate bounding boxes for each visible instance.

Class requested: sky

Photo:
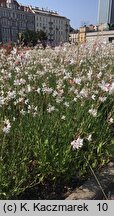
[18,0,99,29]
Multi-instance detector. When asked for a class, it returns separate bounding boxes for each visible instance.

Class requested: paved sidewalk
[66,161,114,200]
[107,188,114,200]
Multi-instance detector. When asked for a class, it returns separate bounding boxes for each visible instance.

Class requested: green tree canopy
[18,29,47,47]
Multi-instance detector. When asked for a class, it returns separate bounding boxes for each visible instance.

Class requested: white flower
[94,90,99,94]
[74,89,78,95]
[69,86,75,92]
[63,72,71,80]
[80,88,88,98]
[34,106,37,112]
[97,72,102,79]
[79,59,84,65]
[47,104,55,113]
[25,99,29,104]
[27,85,31,93]
[64,102,69,107]
[109,118,113,123]
[73,78,81,85]
[61,115,66,120]
[87,70,92,80]
[18,97,24,103]
[7,91,16,100]
[14,79,21,86]
[42,87,53,94]
[58,89,64,96]
[0,96,5,106]
[89,108,97,117]
[69,58,74,64]
[15,67,20,73]
[71,137,83,150]
[99,96,107,102]
[28,74,33,81]
[91,94,96,100]
[73,97,77,102]
[3,119,11,134]
[87,134,92,141]
[20,109,26,115]
[19,88,26,97]
[20,78,26,85]
[56,97,63,104]
[109,82,114,94]
[99,81,110,92]
[53,90,58,97]
[36,88,41,94]
[13,117,16,122]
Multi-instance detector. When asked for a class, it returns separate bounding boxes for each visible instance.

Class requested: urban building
[86,30,114,43]
[0,1,70,44]
[76,24,114,44]
[79,26,87,43]
[69,23,114,44]
[69,30,79,44]
[97,23,109,31]
[76,23,114,45]
[98,0,114,25]
[0,0,35,43]
[32,7,70,45]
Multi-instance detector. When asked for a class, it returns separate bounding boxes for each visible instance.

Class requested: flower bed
[0,42,114,199]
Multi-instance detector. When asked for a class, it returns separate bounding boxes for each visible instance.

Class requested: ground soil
[17,177,86,200]
[103,183,114,200]
[16,160,114,200]
[15,178,114,200]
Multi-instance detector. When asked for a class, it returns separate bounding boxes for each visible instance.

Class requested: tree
[24,30,38,46]
[37,30,47,42]
[108,23,114,30]
[18,30,38,46]
[18,29,47,47]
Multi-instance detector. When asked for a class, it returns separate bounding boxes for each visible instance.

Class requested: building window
[109,37,114,43]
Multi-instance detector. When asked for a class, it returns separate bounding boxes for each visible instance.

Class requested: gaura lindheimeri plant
[0,40,114,199]
[70,136,108,200]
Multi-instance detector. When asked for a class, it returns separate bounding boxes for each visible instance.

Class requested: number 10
[97,203,108,211]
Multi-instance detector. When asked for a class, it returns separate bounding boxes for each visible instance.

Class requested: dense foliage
[18,29,47,46]
[0,41,114,199]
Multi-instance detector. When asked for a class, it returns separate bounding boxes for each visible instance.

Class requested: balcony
[49,21,53,25]
[49,27,53,31]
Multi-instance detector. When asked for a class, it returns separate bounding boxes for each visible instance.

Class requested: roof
[0,0,6,6]
[0,0,33,13]
[33,8,70,20]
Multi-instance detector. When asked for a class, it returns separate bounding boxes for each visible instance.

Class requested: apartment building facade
[86,30,114,43]
[0,1,70,44]
[69,30,79,44]
[69,24,114,44]
[0,0,35,43]
[33,7,70,45]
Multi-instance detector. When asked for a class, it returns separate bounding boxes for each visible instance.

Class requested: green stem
[84,155,108,200]
[0,134,6,162]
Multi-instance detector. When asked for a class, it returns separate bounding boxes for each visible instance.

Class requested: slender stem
[0,134,6,162]
[84,155,108,200]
